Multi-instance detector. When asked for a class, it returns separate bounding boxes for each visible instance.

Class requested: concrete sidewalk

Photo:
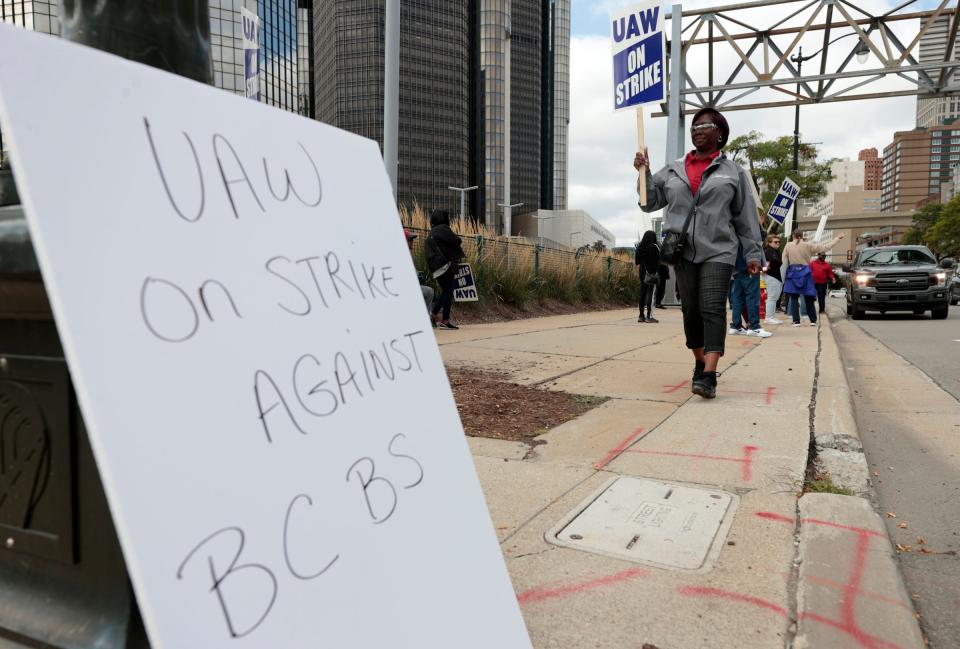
[438,307,925,649]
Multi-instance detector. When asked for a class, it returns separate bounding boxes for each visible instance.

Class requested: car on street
[843,245,955,320]
[951,273,960,306]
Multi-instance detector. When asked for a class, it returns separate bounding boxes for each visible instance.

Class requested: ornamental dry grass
[399,204,640,311]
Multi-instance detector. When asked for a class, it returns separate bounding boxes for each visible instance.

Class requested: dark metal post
[793,48,802,174]
[0,3,215,647]
[59,0,212,83]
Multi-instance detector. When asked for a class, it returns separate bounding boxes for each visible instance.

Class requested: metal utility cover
[547,477,737,572]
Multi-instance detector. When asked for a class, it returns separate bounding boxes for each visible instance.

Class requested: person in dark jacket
[425,209,466,330]
[762,234,783,324]
[635,230,660,323]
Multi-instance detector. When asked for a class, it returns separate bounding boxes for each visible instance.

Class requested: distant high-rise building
[482,0,570,228]
[315,1,470,217]
[314,0,570,229]
[916,15,960,128]
[550,0,570,211]
[878,122,960,212]
[211,0,311,115]
[858,148,881,191]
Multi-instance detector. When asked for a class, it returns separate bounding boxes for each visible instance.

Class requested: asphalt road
[828,296,960,648]
[832,295,960,399]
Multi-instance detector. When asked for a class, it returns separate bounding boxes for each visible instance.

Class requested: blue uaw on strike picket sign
[610,1,665,111]
[768,177,800,225]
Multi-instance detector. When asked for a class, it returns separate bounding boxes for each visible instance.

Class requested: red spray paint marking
[662,380,688,394]
[593,427,645,470]
[675,586,906,649]
[517,567,647,606]
[719,387,777,404]
[676,585,788,617]
[624,445,759,482]
[805,572,914,612]
[753,511,910,649]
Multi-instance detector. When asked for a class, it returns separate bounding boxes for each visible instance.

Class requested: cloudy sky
[568,0,945,245]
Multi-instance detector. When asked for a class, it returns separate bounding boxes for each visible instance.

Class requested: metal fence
[405,226,635,283]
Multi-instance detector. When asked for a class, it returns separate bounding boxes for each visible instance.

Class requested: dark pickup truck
[844,245,955,320]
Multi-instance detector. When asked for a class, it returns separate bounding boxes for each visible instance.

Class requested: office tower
[210,0,311,115]
[315,1,471,217]
[916,15,960,128]
[315,1,570,228]
[548,0,570,211]
[881,126,950,212]
[859,148,881,191]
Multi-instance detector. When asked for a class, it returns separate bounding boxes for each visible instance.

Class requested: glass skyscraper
[550,0,570,211]
[210,0,312,115]
[314,0,569,228]
[315,0,471,217]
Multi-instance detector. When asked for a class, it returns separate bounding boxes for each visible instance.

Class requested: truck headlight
[855,273,874,286]
[932,272,946,287]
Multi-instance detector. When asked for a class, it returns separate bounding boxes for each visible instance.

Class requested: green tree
[901,202,942,245]
[924,195,960,259]
[726,131,834,228]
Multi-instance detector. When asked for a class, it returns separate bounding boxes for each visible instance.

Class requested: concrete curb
[795,312,925,648]
[813,315,872,497]
[794,494,926,649]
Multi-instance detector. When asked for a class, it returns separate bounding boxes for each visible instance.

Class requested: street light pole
[498,202,523,237]
[534,212,555,247]
[384,0,400,201]
[448,185,478,220]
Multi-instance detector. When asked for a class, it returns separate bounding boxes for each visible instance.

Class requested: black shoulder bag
[659,161,718,266]
[659,202,696,267]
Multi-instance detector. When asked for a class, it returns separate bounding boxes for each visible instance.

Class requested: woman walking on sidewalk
[635,230,660,323]
[781,229,844,327]
[634,107,762,399]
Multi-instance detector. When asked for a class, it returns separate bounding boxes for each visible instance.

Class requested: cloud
[570,1,939,246]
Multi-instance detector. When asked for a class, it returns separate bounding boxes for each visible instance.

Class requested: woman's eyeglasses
[691,123,718,132]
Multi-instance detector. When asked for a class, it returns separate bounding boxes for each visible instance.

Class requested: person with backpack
[633,107,762,399]
[425,209,466,330]
[635,230,661,323]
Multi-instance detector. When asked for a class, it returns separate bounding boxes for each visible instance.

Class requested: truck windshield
[860,249,936,266]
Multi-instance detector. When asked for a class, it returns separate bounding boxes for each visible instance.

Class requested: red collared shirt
[685,150,721,195]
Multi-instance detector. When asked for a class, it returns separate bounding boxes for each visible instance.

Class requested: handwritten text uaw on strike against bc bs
[139,115,432,639]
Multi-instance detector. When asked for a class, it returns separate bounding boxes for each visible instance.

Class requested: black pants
[675,261,734,355]
[639,283,655,317]
[655,274,667,306]
[815,283,828,312]
[431,266,457,321]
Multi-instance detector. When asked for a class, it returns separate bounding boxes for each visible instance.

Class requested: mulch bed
[447,367,608,442]
[454,299,632,325]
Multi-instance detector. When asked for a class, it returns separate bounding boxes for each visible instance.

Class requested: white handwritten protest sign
[0,26,531,648]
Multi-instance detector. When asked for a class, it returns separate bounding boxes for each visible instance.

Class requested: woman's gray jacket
[637,153,762,267]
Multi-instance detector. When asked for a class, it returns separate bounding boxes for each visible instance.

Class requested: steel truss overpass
[660,0,960,160]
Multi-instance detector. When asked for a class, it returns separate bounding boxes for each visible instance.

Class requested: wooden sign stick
[637,105,647,207]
